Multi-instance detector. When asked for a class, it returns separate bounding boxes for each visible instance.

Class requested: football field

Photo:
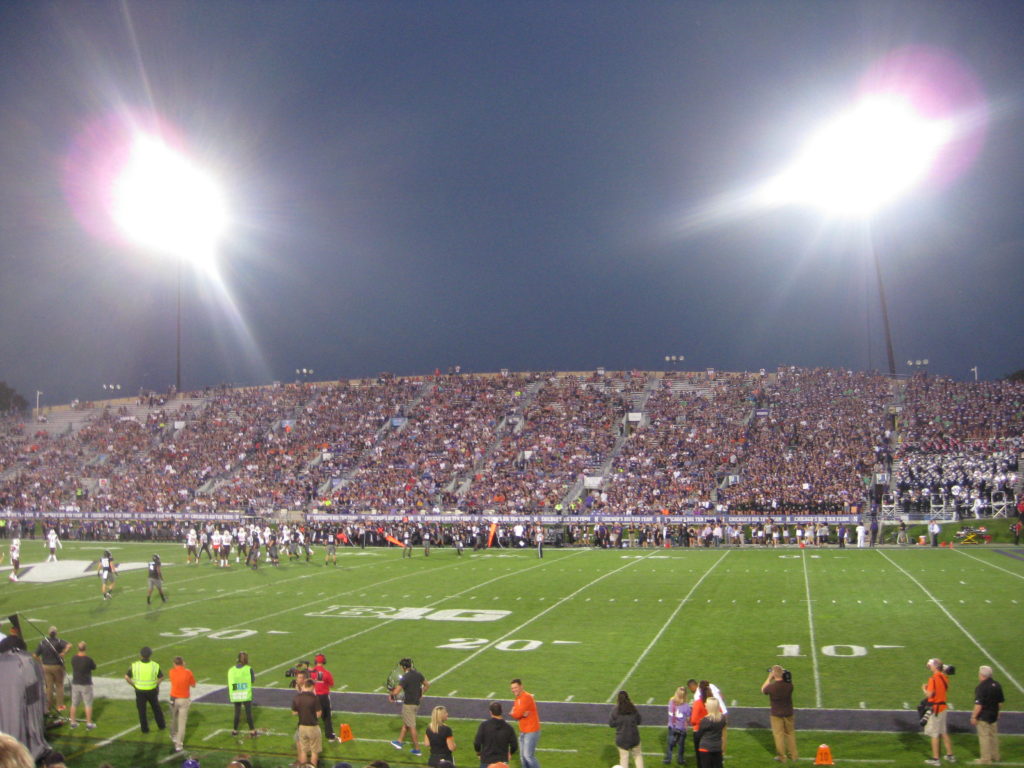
[3,540,1022,767]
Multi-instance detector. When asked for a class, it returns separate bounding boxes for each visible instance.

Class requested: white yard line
[952,548,1024,580]
[260,549,590,677]
[432,551,659,685]
[877,550,1023,694]
[96,558,462,671]
[802,549,823,708]
[607,550,730,701]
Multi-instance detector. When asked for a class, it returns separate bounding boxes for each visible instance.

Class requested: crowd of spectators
[889,374,1023,514]
[0,369,1020,521]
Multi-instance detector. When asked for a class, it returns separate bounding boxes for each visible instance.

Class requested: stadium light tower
[760,95,954,375]
[112,134,228,392]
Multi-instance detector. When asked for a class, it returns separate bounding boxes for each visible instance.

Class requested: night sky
[2,1,1022,406]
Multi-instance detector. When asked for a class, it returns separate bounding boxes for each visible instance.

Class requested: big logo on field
[2,559,148,584]
[305,605,510,622]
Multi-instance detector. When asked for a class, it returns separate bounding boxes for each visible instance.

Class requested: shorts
[101,570,114,582]
[298,723,322,754]
[148,577,162,589]
[72,684,94,707]
[924,708,948,737]
[402,702,420,728]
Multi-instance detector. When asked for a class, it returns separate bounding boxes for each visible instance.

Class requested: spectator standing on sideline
[310,653,336,741]
[929,519,941,547]
[125,646,165,733]
[474,701,518,768]
[35,626,70,714]
[970,665,1004,765]
[423,705,456,768]
[922,658,954,766]
[168,656,196,753]
[664,685,691,766]
[292,678,322,768]
[228,651,257,737]
[609,689,643,768]
[509,678,541,768]
[761,665,797,763]
[696,698,726,768]
[69,641,97,730]
[389,657,429,756]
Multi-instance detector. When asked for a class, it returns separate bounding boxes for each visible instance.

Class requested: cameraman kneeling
[923,658,955,765]
[761,666,797,763]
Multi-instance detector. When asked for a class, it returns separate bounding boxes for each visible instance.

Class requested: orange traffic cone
[815,744,833,765]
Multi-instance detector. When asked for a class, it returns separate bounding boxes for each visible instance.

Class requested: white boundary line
[259,548,591,677]
[877,550,1024,695]
[431,550,660,685]
[802,549,823,707]
[952,547,1024,580]
[607,550,730,701]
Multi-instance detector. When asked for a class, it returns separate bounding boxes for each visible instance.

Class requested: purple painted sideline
[194,688,1023,734]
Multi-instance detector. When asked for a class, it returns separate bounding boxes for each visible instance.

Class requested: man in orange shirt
[509,678,541,768]
[168,656,197,753]
[922,658,954,766]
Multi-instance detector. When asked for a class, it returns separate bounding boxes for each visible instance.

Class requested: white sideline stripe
[96,557,455,672]
[260,548,590,677]
[432,550,661,685]
[877,550,1024,695]
[607,550,730,701]
[84,676,223,701]
[953,547,1024,580]
[802,550,823,708]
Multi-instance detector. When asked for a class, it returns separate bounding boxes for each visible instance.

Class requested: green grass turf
[3,540,1022,767]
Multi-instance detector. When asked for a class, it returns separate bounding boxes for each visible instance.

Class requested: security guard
[125,646,165,732]
[228,651,257,737]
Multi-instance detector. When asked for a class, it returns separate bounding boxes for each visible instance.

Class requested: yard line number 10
[778,644,869,657]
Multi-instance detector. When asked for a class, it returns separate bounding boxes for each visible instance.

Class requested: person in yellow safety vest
[125,646,165,733]
[228,651,257,737]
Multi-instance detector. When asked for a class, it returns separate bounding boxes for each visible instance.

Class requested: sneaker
[925,759,942,766]
[390,740,403,750]
[945,756,957,764]
[232,730,239,737]
[86,723,96,730]
[410,748,422,756]
[69,722,78,729]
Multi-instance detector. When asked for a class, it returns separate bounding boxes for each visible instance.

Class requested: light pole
[761,95,954,376]
[296,368,315,382]
[35,390,42,422]
[110,134,228,398]
[906,358,929,374]
[969,366,979,381]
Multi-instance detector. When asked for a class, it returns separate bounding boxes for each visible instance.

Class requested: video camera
[768,667,793,683]
[284,660,311,687]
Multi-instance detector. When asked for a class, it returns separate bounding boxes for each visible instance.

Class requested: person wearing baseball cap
[310,653,337,741]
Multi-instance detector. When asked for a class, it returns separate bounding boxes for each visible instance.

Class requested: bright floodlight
[761,95,953,216]
[112,135,228,262]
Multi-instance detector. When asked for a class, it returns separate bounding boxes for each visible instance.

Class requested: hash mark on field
[646,697,654,704]
[487,691,495,698]
[564,694,574,701]
[339,684,348,691]
[585,598,591,602]
[447,690,457,696]
[516,597,522,600]
[860,701,867,708]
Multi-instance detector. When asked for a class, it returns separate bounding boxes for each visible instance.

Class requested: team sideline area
[2,539,1022,767]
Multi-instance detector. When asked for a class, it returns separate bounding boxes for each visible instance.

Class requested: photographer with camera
[761,665,797,763]
[922,658,955,765]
